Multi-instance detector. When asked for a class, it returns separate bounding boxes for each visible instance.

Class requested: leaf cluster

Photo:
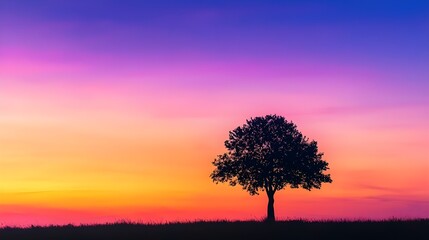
[210,115,332,195]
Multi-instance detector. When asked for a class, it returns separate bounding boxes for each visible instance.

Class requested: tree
[210,114,332,222]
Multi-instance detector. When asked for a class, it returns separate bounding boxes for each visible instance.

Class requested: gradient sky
[0,0,428,226]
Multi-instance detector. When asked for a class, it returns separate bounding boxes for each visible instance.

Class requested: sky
[0,0,428,226]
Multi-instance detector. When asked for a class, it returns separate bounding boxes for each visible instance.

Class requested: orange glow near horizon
[0,79,428,226]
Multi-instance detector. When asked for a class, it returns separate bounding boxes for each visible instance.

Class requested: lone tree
[210,114,332,222]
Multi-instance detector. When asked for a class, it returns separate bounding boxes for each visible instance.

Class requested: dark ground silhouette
[1,219,428,240]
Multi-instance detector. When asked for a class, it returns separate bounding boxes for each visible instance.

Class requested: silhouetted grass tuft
[0,219,428,240]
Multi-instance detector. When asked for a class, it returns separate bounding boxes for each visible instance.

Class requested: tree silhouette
[210,114,332,222]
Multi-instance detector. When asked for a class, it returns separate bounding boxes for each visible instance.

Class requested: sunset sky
[1,0,428,226]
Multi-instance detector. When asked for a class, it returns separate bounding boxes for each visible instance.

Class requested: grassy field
[0,219,428,240]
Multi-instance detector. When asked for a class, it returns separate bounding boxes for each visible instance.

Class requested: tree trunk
[266,191,275,222]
